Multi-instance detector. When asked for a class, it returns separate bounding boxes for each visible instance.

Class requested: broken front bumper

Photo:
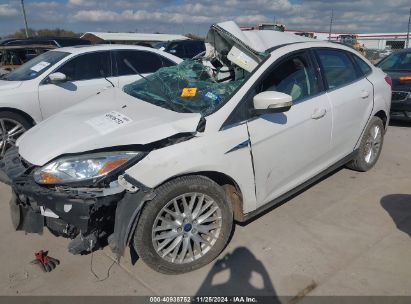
[10,173,124,252]
[2,148,152,256]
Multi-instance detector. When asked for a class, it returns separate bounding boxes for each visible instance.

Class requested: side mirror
[48,72,67,84]
[253,91,293,114]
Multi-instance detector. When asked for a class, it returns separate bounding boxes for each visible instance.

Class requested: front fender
[108,177,155,257]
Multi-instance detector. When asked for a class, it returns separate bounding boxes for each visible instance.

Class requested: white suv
[2,21,391,274]
[0,45,181,156]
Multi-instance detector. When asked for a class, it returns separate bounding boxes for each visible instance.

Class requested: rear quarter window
[352,54,372,75]
[115,50,176,75]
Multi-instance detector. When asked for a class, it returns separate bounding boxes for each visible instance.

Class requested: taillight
[399,76,411,81]
[384,75,392,87]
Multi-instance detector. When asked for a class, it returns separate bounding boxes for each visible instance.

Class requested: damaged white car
[1,21,391,274]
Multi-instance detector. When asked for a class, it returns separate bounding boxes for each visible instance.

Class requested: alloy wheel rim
[152,192,222,264]
[0,118,26,157]
[364,125,382,164]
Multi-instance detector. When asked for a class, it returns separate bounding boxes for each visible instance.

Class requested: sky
[0,0,410,37]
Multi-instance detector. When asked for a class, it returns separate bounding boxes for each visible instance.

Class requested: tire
[134,175,233,274]
[0,111,33,157]
[346,116,384,172]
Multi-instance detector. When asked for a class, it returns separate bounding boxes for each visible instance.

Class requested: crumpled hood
[17,88,201,166]
[0,80,22,90]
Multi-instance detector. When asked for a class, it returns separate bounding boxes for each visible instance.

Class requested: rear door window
[115,50,173,75]
[316,49,359,89]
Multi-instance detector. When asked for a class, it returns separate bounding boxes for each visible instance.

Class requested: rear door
[315,48,374,161]
[38,51,114,119]
[114,50,176,88]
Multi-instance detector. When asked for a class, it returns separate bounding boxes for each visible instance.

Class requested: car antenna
[100,69,114,87]
[123,59,148,81]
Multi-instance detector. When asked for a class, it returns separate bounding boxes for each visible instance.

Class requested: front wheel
[347,116,385,172]
[0,111,32,158]
[134,175,233,274]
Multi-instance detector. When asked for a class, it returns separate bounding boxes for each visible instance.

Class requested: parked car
[376,48,411,121]
[0,44,56,73]
[154,39,205,59]
[0,37,91,47]
[0,67,9,77]
[0,44,181,156]
[1,21,391,274]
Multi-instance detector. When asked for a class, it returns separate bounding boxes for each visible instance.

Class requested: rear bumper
[390,98,411,121]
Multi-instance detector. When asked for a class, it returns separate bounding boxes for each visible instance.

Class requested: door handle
[311,108,327,119]
[360,90,370,99]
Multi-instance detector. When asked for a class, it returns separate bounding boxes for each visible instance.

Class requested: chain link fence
[361,38,409,64]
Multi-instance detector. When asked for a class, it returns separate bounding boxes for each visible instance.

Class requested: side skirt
[238,150,358,223]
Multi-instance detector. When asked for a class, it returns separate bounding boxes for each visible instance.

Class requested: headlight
[34,151,140,184]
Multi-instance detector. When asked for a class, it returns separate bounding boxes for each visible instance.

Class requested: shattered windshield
[123,60,245,116]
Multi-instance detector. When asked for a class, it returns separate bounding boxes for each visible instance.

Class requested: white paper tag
[30,61,51,72]
[85,111,133,135]
[236,51,253,65]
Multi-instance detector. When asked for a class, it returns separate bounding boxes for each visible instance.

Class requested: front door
[246,51,333,206]
[38,51,115,119]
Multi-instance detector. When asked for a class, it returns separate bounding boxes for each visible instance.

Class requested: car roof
[53,44,164,54]
[268,40,365,54]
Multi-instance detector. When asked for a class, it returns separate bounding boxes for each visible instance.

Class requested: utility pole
[20,0,29,38]
[407,8,411,48]
[328,9,334,41]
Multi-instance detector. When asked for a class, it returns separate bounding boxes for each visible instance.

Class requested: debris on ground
[30,250,60,272]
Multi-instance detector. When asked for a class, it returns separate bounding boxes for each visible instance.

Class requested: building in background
[287,29,409,50]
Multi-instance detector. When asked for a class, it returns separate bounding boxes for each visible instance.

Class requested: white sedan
[3,21,391,274]
[0,45,181,156]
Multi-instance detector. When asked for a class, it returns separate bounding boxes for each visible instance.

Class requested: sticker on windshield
[85,111,133,135]
[30,61,51,72]
[181,87,197,97]
[205,91,219,101]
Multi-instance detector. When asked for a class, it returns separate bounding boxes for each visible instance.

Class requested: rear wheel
[134,175,233,274]
[0,111,32,157]
[347,116,384,172]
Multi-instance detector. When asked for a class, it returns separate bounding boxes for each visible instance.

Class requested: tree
[7,28,81,38]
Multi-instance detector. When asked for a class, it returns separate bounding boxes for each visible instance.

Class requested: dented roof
[214,21,314,53]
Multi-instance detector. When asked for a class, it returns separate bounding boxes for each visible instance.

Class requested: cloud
[0,4,19,17]
[73,9,119,21]
[235,15,271,24]
[2,0,411,37]
[73,9,214,24]
[29,1,60,9]
[68,0,98,7]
